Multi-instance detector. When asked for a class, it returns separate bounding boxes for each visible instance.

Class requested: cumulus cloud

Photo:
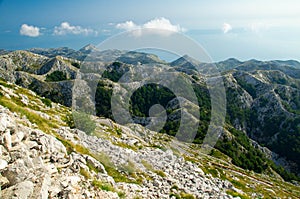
[222,23,232,34]
[20,24,40,37]
[53,22,97,36]
[116,17,185,36]
[143,17,184,32]
[116,21,139,31]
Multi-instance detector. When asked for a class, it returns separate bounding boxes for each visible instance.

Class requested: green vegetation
[101,62,127,82]
[95,80,113,118]
[57,137,90,155]
[216,127,268,173]
[117,191,126,198]
[235,77,257,98]
[271,164,300,182]
[141,159,153,171]
[247,94,300,177]
[41,97,52,107]
[92,152,136,183]
[119,160,136,175]
[71,62,80,68]
[33,64,300,183]
[45,71,67,82]
[180,193,195,199]
[93,77,286,177]
[64,112,75,128]
[129,83,176,117]
[80,168,91,179]
[154,170,167,177]
[92,180,115,192]
[169,193,181,199]
[0,95,58,133]
[72,111,96,135]
[226,87,250,126]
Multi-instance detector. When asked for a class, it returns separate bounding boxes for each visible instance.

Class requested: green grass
[201,166,219,178]
[154,170,167,177]
[170,185,179,190]
[230,179,246,190]
[80,168,91,179]
[87,161,100,174]
[56,137,90,155]
[92,180,115,192]
[141,159,153,171]
[0,79,14,88]
[0,96,58,133]
[180,193,195,199]
[117,191,126,199]
[92,152,135,183]
[41,97,52,107]
[113,141,138,151]
[119,160,136,175]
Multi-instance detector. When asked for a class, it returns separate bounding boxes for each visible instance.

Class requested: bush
[73,111,96,135]
[71,62,80,68]
[41,98,52,107]
[64,112,75,128]
[45,71,67,82]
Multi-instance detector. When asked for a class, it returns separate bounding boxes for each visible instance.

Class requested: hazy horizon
[1,0,300,61]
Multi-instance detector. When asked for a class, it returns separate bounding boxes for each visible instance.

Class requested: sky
[0,0,300,61]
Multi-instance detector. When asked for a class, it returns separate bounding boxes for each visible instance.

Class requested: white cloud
[116,21,139,31]
[53,22,97,36]
[222,23,232,34]
[20,24,40,37]
[115,17,185,36]
[143,17,185,32]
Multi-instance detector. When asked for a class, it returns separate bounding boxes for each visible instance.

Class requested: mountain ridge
[0,73,299,198]
[0,46,300,195]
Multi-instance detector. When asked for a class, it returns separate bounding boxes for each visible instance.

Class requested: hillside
[0,47,300,198]
[0,75,300,198]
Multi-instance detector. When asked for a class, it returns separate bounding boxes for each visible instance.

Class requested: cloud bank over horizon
[116,17,185,34]
[3,0,299,61]
[53,22,98,36]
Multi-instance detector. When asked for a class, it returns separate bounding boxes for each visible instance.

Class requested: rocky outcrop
[0,104,234,198]
[0,105,123,198]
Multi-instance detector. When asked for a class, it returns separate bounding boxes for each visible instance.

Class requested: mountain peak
[170,54,201,68]
[79,44,99,53]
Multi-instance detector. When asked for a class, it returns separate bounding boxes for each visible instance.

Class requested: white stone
[0,114,11,132]
[14,181,34,199]
[40,174,51,199]
[0,159,8,170]
[11,131,25,144]
[20,94,29,106]
[3,130,12,150]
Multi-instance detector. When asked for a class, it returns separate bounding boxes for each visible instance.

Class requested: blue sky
[0,0,300,61]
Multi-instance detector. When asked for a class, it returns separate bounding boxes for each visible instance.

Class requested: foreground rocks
[0,104,237,199]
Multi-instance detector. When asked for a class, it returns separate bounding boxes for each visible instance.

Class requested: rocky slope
[0,46,300,197]
[0,75,299,198]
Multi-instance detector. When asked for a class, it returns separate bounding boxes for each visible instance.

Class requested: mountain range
[0,45,299,198]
